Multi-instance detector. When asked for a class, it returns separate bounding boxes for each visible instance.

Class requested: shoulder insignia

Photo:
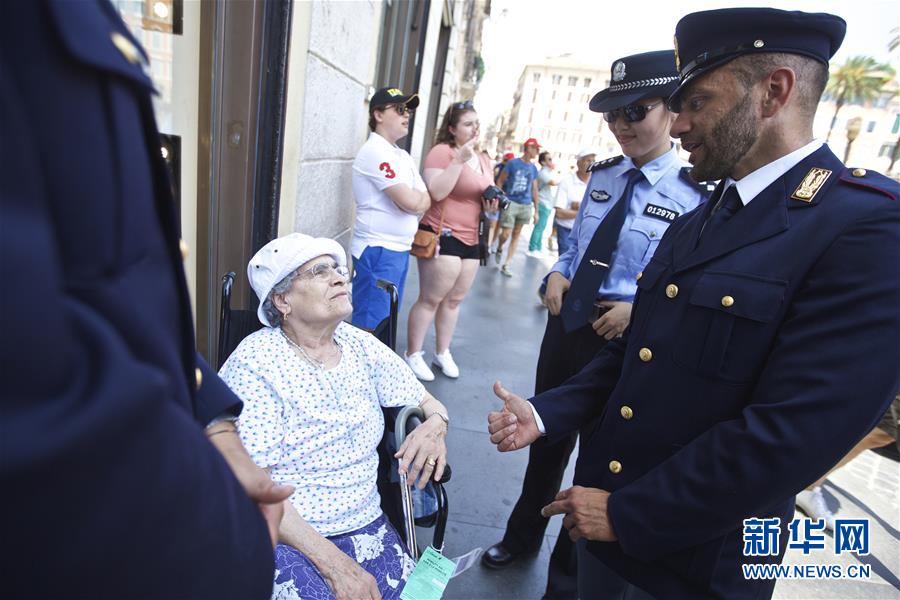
[588,155,625,172]
[679,167,716,198]
[791,167,832,203]
[838,167,898,201]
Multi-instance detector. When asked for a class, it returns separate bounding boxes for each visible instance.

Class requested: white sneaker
[795,486,835,531]
[432,350,460,378]
[526,250,544,258]
[405,351,435,381]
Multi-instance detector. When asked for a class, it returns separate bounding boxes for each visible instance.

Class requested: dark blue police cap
[589,50,679,113]
[669,8,846,110]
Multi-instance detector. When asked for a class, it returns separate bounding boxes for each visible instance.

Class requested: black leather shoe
[481,542,518,569]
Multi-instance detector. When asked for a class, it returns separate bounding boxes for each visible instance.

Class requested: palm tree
[824,56,894,142]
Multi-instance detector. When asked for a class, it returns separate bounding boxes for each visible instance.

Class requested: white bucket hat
[576,148,597,159]
[247,232,347,327]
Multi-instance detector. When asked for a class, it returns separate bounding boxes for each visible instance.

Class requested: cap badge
[612,61,626,82]
[791,167,832,202]
[387,88,403,96]
[673,36,681,72]
[753,39,765,48]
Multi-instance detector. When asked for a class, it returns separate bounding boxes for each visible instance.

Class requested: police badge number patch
[590,189,612,202]
[643,203,680,223]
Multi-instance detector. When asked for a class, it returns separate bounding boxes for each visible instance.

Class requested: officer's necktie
[698,184,742,246]
[560,168,645,333]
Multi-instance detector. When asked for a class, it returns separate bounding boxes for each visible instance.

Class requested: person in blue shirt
[494,138,541,276]
[482,50,711,598]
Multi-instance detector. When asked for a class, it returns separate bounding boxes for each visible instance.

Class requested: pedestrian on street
[481,50,709,599]
[495,139,541,277]
[527,151,561,257]
[553,149,596,258]
[404,101,496,381]
[488,8,900,599]
[350,87,431,332]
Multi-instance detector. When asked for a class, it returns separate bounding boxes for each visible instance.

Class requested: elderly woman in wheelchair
[220,233,449,600]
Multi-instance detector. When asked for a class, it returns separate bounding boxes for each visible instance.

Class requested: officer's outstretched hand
[488,381,540,452]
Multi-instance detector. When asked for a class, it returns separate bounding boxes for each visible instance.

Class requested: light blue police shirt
[550,146,706,301]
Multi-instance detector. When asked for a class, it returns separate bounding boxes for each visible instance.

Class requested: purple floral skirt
[271,513,415,600]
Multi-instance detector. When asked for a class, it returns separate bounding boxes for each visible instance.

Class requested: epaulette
[838,167,898,201]
[679,166,717,198]
[588,155,625,172]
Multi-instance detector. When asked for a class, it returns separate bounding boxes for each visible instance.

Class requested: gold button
[111,32,142,65]
[636,271,643,281]
[721,295,735,308]
[639,347,652,362]
[852,168,867,177]
[665,284,679,298]
[620,405,634,420]
[179,239,189,261]
[609,460,622,474]
[195,367,203,390]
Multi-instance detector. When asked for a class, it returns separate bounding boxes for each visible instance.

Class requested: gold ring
[426,457,437,467]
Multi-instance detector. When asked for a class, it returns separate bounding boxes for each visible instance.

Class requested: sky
[474,0,900,127]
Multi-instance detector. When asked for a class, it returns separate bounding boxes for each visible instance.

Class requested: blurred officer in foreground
[2,2,292,597]
[482,51,709,600]
[488,8,900,599]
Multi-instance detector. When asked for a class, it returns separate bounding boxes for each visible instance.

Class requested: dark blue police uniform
[531,9,900,600]
[1,1,273,597]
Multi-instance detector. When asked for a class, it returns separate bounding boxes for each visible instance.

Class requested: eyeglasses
[454,100,474,111]
[391,104,414,116]
[296,262,350,282]
[603,102,662,124]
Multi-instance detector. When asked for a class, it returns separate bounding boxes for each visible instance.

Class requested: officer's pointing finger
[541,499,568,518]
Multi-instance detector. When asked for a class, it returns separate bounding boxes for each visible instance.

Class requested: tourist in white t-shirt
[351,87,431,330]
[553,148,596,256]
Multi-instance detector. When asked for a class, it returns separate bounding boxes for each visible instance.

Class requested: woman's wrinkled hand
[394,416,447,489]
[322,550,381,600]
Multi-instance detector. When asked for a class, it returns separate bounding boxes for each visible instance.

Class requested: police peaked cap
[668,8,846,110]
[589,50,679,113]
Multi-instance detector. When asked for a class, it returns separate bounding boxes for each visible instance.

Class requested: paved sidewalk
[395,237,900,599]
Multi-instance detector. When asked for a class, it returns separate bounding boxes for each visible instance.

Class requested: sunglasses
[454,100,474,111]
[390,104,414,116]
[603,102,662,124]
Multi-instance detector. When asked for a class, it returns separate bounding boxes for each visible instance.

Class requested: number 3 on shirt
[379,162,396,179]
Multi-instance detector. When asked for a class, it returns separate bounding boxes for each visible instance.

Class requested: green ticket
[400,546,455,600]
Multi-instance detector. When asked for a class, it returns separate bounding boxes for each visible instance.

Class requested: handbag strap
[435,204,445,235]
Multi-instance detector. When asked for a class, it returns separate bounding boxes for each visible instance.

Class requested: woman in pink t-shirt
[404,101,495,381]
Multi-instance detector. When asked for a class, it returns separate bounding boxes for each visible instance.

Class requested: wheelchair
[217,271,450,557]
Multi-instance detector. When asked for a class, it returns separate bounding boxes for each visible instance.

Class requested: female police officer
[483,50,711,599]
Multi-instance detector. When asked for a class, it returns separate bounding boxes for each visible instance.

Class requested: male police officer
[488,8,900,599]
[2,2,291,597]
